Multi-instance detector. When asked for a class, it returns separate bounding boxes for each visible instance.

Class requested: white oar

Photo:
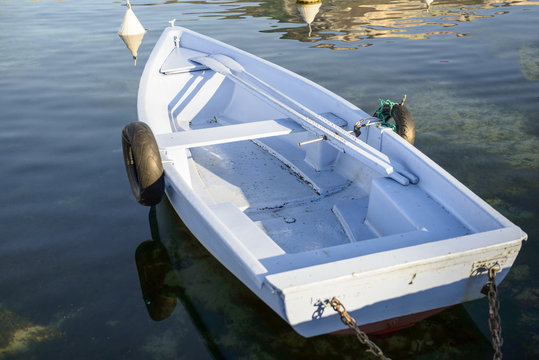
[234,62,418,184]
[191,54,414,185]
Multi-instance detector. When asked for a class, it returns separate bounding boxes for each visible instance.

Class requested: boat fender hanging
[373,98,415,145]
[122,122,165,206]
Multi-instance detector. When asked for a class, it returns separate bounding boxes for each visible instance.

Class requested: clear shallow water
[0,0,537,359]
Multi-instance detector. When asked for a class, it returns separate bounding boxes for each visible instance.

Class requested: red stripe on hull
[332,306,451,335]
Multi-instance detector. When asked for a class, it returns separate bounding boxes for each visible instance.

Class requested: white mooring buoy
[296,0,322,37]
[118,0,146,65]
[423,0,434,10]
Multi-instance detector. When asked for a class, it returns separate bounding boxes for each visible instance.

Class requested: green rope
[374,99,398,132]
[374,99,398,120]
[379,121,397,132]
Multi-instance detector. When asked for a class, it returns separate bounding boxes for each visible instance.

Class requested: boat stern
[264,226,525,337]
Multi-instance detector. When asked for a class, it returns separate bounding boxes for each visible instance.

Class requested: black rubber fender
[121,122,165,206]
[391,104,415,145]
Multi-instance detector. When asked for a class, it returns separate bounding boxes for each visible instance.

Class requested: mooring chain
[330,263,502,360]
[481,265,503,360]
[330,298,391,360]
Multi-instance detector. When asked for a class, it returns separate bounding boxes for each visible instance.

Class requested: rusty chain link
[481,265,503,360]
[330,298,391,360]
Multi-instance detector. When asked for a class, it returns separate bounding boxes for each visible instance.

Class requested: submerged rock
[507,264,531,282]
[0,305,61,356]
[519,40,539,81]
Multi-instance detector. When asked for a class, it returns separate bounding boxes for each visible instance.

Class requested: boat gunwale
[264,229,525,293]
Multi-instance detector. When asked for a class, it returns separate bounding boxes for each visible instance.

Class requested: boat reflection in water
[134,199,491,359]
[135,201,294,358]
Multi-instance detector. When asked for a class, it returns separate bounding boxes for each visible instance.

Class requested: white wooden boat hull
[135,24,526,337]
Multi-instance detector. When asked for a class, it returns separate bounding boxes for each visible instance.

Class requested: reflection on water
[0,0,537,358]
[296,0,322,36]
[263,0,535,49]
[119,33,146,65]
[423,0,435,10]
[138,0,539,50]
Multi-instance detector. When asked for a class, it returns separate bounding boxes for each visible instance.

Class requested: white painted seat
[210,202,286,259]
[365,178,470,238]
[332,198,376,242]
[155,118,304,150]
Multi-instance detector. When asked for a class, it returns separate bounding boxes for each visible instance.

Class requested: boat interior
[146,32,506,274]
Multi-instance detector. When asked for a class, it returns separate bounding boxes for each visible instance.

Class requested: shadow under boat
[133,198,491,358]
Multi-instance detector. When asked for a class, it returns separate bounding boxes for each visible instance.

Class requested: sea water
[0,0,537,358]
